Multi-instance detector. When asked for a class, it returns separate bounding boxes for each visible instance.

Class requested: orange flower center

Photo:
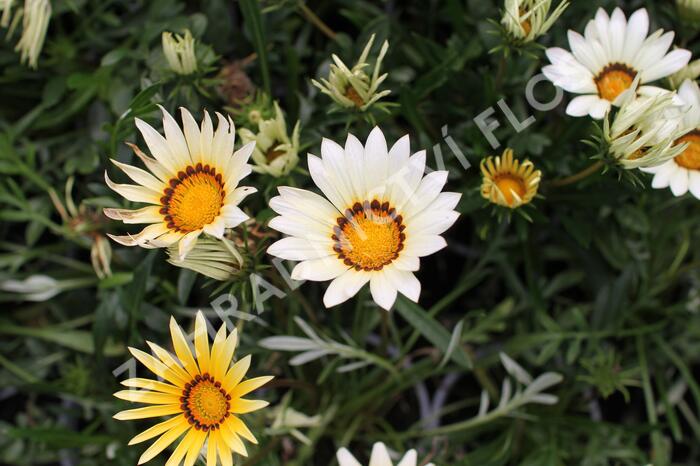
[160,164,226,233]
[519,8,532,35]
[181,373,230,431]
[595,63,637,102]
[332,200,405,271]
[674,131,700,170]
[495,175,527,206]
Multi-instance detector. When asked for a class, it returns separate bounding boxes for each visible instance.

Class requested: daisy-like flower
[104,106,256,260]
[311,34,390,112]
[480,148,541,208]
[266,127,460,311]
[337,442,435,466]
[238,102,301,177]
[642,79,700,197]
[542,7,691,119]
[604,81,687,170]
[113,311,273,465]
[501,0,569,44]
[162,29,198,76]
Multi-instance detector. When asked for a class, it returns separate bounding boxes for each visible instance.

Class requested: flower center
[495,175,527,206]
[332,200,405,271]
[160,164,226,233]
[595,63,637,102]
[265,142,285,162]
[344,86,365,108]
[674,131,700,170]
[181,373,230,431]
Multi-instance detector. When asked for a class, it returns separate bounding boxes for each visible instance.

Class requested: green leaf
[395,296,472,369]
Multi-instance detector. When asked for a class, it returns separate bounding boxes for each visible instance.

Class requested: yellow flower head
[104,106,257,260]
[113,311,273,465]
[480,148,541,208]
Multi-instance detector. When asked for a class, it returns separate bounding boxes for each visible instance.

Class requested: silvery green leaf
[290,349,332,365]
[500,352,533,385]
[259,336,319,351]
[524,373,564,396]
[478,389,490,417]
[336,360,371,373]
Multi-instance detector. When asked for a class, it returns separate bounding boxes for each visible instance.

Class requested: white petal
[159,105,192,167]
[403,171,449,219]
[104,172,160,204]
[589,98,611,119]
[404,235,447,257]
[202,216,225,238]
[323,269,371,308]
[565,95,600,117]
[135,118,178,174]
[384,267,421,303]
[321,137,358,202]
[370,272,398,311]
[368,442,392,466]
[669,167,690,196]
[178,230,201,259]
[396,450,418,466]
[623,8,649,62]
[648,161,677,188]
[393,254,420,272]
[291,257,348,282]
[110,159,164,192]
[688,171,700,199]
[308,154,351,211]
[640,49,691,83]
[336,448,362,466]
[344,133,367,202]
[364,127,390,199]
[267,237,334,261]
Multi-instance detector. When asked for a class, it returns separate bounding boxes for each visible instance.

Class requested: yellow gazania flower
[480,148,541,208]
[113,311,273,466]
[104,106,256,260]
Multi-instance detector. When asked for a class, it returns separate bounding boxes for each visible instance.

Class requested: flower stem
[297,1,337,40]
[549,160,604,187]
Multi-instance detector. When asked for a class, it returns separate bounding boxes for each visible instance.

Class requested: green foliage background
[1,0,699,465]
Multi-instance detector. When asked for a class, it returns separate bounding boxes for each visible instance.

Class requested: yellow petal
[147,341,192,383]
[121,378,182,396]
[220,421,249,456]
[225,416,257,444]
[114,390,180,405]
[137,420,190,465]
[183,430,207,466]
[128,416,184,445]
[165,427,198,466]
[229,376,273,400]
[129,347,188,388]
[217,430,235,466]
[114,404,182,421]
[214,329,238,382]
[194,311,211,375]
[230,399,269,414]
[206,429,218,466]
[209,324,227,380]
[170,316,200,379]
[221,355,251,392]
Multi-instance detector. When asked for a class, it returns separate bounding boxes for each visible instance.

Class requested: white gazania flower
[641,79,700,198]
[337,442,435,466]
[311,34,391,112]
[266,127,460,311]
[104,106,256,260]
[501,0,569,44]
[162,29,198,75]
[542,7,691,119]
[238,102,301,177]
[604,82,687,170]
[13,0,51,69]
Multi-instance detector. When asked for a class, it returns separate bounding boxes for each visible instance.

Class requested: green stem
[549,160,604,187]
[297,1,337,40]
